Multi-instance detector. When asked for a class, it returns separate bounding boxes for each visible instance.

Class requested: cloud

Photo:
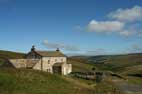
[77,5,142,38]
[119,31,132,37]
[66,48,107,56]
[119,29,136,37]
[42,40,80,51]
[108,6,142,22]
[127,44,142,53]
[139,31,142,37]
[85,48,107,56]
[87,20,124,32]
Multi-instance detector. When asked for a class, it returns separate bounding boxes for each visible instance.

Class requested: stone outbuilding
[8,46,72,75]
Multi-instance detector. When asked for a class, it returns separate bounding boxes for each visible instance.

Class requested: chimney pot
[56,48,60,51]
[31,45,35,51]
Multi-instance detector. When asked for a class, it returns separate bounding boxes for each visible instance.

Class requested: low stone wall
[62,63,72,75]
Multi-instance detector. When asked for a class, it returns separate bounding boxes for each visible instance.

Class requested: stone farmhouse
[7,46,72,75]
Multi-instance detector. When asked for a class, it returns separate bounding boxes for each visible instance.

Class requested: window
[48,60,50,64]
[35,55,38,59]
[55,59,57,62]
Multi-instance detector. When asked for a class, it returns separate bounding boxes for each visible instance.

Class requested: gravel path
[111,78,142,94]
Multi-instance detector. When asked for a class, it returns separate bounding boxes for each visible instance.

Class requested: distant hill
[72,53,142,76]
[0,50,25,65]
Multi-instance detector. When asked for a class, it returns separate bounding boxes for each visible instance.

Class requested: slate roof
[35,51,66,57]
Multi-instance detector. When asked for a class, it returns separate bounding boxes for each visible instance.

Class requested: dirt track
[111,78,142,94]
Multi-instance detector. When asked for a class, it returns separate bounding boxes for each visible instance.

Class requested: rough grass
[127,76,142,85]
[67,58,93,72]
[0,62,3,66]
[0,50,25,62]
[0,68,95,94]
[86,54,142,73]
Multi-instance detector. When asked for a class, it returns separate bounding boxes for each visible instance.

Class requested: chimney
[31,45,35,51]
[56,48,60,52]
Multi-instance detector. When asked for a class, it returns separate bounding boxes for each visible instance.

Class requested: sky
[0,0,142,55]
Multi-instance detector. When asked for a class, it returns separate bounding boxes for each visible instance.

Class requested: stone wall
[62,63,72,75]
[41,57,66,72]
[9,57,72,75]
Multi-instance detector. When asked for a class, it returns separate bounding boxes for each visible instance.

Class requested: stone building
[8,46,72,75]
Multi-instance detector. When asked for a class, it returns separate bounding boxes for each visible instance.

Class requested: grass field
[67,58,93,72]
[0,68,125,94]
[0,68,96,94]
[76,54,142,74]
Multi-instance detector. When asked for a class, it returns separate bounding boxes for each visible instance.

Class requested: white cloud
[139,31,142,37]
[85,48,107,56]
[42,40,80,51]
[119,31,131,37]
[77,5,142,38]
[119,30,135,37]
[108,6,142,22]
[87,20,124,32]
[128,44,142,53]
[67,48,107,56]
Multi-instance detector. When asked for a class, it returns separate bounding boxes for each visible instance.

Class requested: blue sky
[0,0,142,55]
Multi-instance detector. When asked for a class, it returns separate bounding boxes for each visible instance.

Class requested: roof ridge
[33,50,66,57]
[35,50,59,52]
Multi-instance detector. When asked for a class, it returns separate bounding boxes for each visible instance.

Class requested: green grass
[67,75,124,94]
[67,58,93,72]
[0,62,3,66]
[127,76,142,85]
[121,65,142,76]
[0,68,95,94]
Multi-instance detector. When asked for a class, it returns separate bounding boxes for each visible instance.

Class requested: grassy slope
[0,68,122,94]
[68,57,93,72]
[72,54,142,94]
[0,50,97,94]
[85,54,142,73]
[0,50,25,62]
[0,68,95,94]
